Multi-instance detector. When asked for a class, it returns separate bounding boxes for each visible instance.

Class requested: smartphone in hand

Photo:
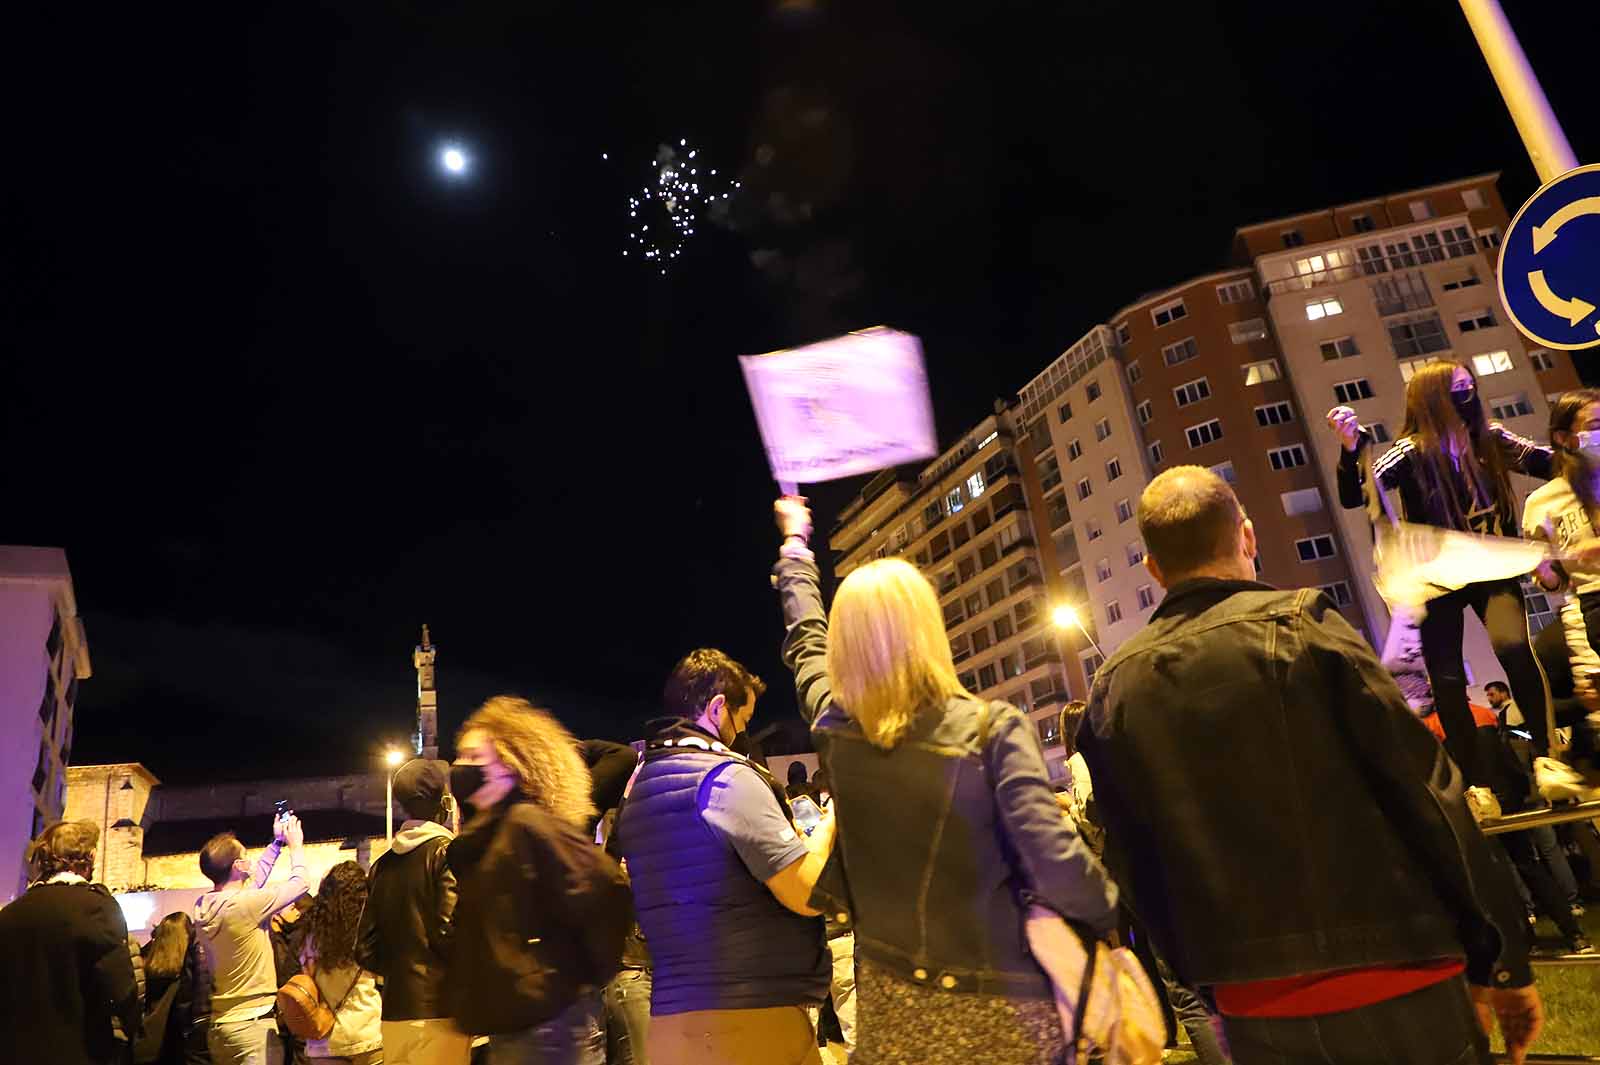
[790,795,824,836]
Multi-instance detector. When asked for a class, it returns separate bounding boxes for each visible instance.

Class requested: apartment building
[829,411,1087,780]
[1242,173,1583,679]
[1,547,91,899]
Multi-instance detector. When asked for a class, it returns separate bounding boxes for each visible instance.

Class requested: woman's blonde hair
[459,697,596,829]
[825,557,970,749]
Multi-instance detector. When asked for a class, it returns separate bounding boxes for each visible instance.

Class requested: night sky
[6,3,1598,785]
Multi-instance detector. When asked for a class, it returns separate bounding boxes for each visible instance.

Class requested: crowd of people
[6,354,1600,1065]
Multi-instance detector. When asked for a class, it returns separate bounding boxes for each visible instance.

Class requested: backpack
[276,963,357,1042]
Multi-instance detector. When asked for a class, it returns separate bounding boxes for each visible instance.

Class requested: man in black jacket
[356,757,470,1065]
[0,820,141,1065]
[1079,465,1544,1065]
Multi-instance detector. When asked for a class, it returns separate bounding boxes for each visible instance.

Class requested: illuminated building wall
[0,547,91,901]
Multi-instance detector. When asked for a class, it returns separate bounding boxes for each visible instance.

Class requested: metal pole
[1457,0,1578,183]
[1479,799,1600,835]
[386,769,394,846]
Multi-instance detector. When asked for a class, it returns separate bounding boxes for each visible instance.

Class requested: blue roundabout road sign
[1499,163,1600,352]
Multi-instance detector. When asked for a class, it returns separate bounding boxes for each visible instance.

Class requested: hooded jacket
[355,819,457,1021]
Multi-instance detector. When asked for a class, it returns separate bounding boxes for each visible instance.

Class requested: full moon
[441,147,467,174]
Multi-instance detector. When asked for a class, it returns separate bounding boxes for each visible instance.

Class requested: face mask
[1450,389,1481,425]
[449,763,488,807]
[729,729,764,762]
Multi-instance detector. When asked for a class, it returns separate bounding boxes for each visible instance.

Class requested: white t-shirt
[1523,476,1600,595]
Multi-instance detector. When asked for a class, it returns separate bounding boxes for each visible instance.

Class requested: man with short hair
[194,814,310,1065]
[615,648,834,1065]
[0,821,140,1065]
[1078,465,1543,1065]
[356,758,471,1065]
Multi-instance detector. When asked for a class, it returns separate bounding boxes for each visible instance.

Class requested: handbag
[276,962,358,1042]
[1024,906,1164,1065]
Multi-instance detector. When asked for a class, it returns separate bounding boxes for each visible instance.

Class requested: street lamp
[384,748,405,846]
[1052,604,1104,658]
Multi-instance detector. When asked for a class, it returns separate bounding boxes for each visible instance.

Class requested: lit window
[1305,297,1344,321]
[1268,445,1308,471]
[1280,487,1323,515]
[1457,308,1498,332]
[1115,498,1133,523]
[1242,359,1281,386]
[1086,380,1103,403]
[1409,199,1435,221]
[1210,461,1237,484]
[1531,349,1555,372]
[1174,377,1211,408]
[1077,477,1093,501]
[1058,402,1073,423]
[1106,600,1124,624]
[1489,393,1535,420]
[1462,188,1486,210]
[1217,279,1255,304]
[1096,558,1112,583]
[1162,337,1200,366]
[1126,542,1145,567]
[1127,360,1142,384]
[1398,358,1432,382]
[1320,581,1353,606]
[1295,535,1337,561]
[1254,401,1294,427]
[1186,419,1224,449]
[1106,457,1123,482]
[1068,439,1083,461]
[1319,336,1359,360]
[1333,379,1374,404]
[1148,440,1164,466]
[1293,254,1327,276]
[946,487,964,514]
[1136,400,1152,425]
[1094,417,1112,442]
[966,471,987,500]
[1151,298,1188,327]
[1229,318,1269,344]
[1471,350,1514,376]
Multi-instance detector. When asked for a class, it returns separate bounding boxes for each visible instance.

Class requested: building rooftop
[142,809,388,857]
[1233,171,1501,235]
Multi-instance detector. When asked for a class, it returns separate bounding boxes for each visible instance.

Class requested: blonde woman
[771,497,1118,1065]
[444,697,627,1065]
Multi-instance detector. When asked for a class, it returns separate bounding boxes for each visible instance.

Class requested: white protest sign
[739,327,938,489]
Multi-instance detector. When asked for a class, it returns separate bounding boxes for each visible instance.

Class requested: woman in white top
[299,861,384,1065]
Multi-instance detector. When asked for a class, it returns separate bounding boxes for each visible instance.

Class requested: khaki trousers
[648,1006,822,1065]
[380,1018,473,1065]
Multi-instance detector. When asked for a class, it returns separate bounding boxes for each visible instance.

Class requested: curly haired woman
[446,697,628,1065]
[299,861,383,1064]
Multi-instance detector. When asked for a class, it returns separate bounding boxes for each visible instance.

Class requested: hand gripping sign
[739,327,938,494]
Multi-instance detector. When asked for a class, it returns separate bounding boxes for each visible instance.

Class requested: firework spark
[621,141,739,275]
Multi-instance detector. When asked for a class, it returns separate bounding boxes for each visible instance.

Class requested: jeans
[1156,956,1231,1065]
[1419,579,1550,785]
[1222,976,1491,1065]
[1531,824,1581,906]
[603,970,652,1065]
[828,933,856,1054]
[207,1018,277,1065]
[486,993,605,1065]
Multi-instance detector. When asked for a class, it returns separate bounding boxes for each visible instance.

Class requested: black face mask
[1451,389,1481,426]
[449,763,488,807]
[729,729,764,763]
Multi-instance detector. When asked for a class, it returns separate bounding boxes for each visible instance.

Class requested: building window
[1350,214,1376,233]
[1489,393,1535,420]
[971,626,991,653]
[1086,519,1103,541]
[1477,227,1502,250]
[1127,541,1145,567]
[1295,534,1337,561]
[1388,313,1450,358]
[1229,318,1268,344]
[1086,380,1103,403]
[1441,266,1481,292]
[1319,336,1359,360]
[1136,399,1152,425]
[1127,360,1142,385]
[1409,199,1435,221]
[1281,487,1324,515]
[1068,439,1083,461]
[1058,401,1073,423]
[1462,188,1486,210]
[1210,460,1237,484]
[1531,349,1555,372]
[1116,321,1132,345]
[1217,279,1255,304]
[1096,558,1113,583]
[1268,444,1309,470]
[966,470,987,500]
[1137,585,1156,610]
[1148,440,1164,466]
[1370,422,1391,442]
[1254,401,1294,427]
[1151,298,1188,327]
[1173,377,1211,408]
[1458,308,1498,332]
[1333,379,1374,404]
[1242,359,1281,385]
[1162,336,1199,366]
[1320,581,1354,606]
[1281,229,1305,248]
[1471,350,1513,376]
[1106,600,1124,624]
[1077,477,1093,501]
[1106,457,1123,481]
[1081,651,1105,688]
[946,487,965,514]
[1527,585,1555,633]
[1305,297,1344,321]
[1115,498,1133,523]
[1186,418,1224,449]
[1398,357,1433,382]
[1094,417,1112,442]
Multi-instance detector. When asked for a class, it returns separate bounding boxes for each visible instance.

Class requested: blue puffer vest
[617,740,828,1015]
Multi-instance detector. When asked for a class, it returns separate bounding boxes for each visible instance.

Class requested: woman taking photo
[299,861,384,1065]
[770,497,1118,1065]
[1328,358,1554,789]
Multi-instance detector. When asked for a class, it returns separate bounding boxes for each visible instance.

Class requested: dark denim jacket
[1080,577,1533,989]
[774,555,1117,999]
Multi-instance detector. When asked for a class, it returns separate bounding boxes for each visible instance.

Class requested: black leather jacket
[775,555,1118,999]
[355,822,458,1021]
[1080,577,1533,990]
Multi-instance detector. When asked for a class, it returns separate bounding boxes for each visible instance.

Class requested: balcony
[1039,470,1063,494]
[1034,690,1071,709]
[1000,533,1036,557]
[1024,649,1063,670]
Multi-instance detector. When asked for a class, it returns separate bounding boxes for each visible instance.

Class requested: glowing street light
[439,145,469,176]
[384,747,407,845]
[1052,603,1104,658]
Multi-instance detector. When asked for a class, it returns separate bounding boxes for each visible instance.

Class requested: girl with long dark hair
[1329,358,1555,789]
[299,862,383,1064]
